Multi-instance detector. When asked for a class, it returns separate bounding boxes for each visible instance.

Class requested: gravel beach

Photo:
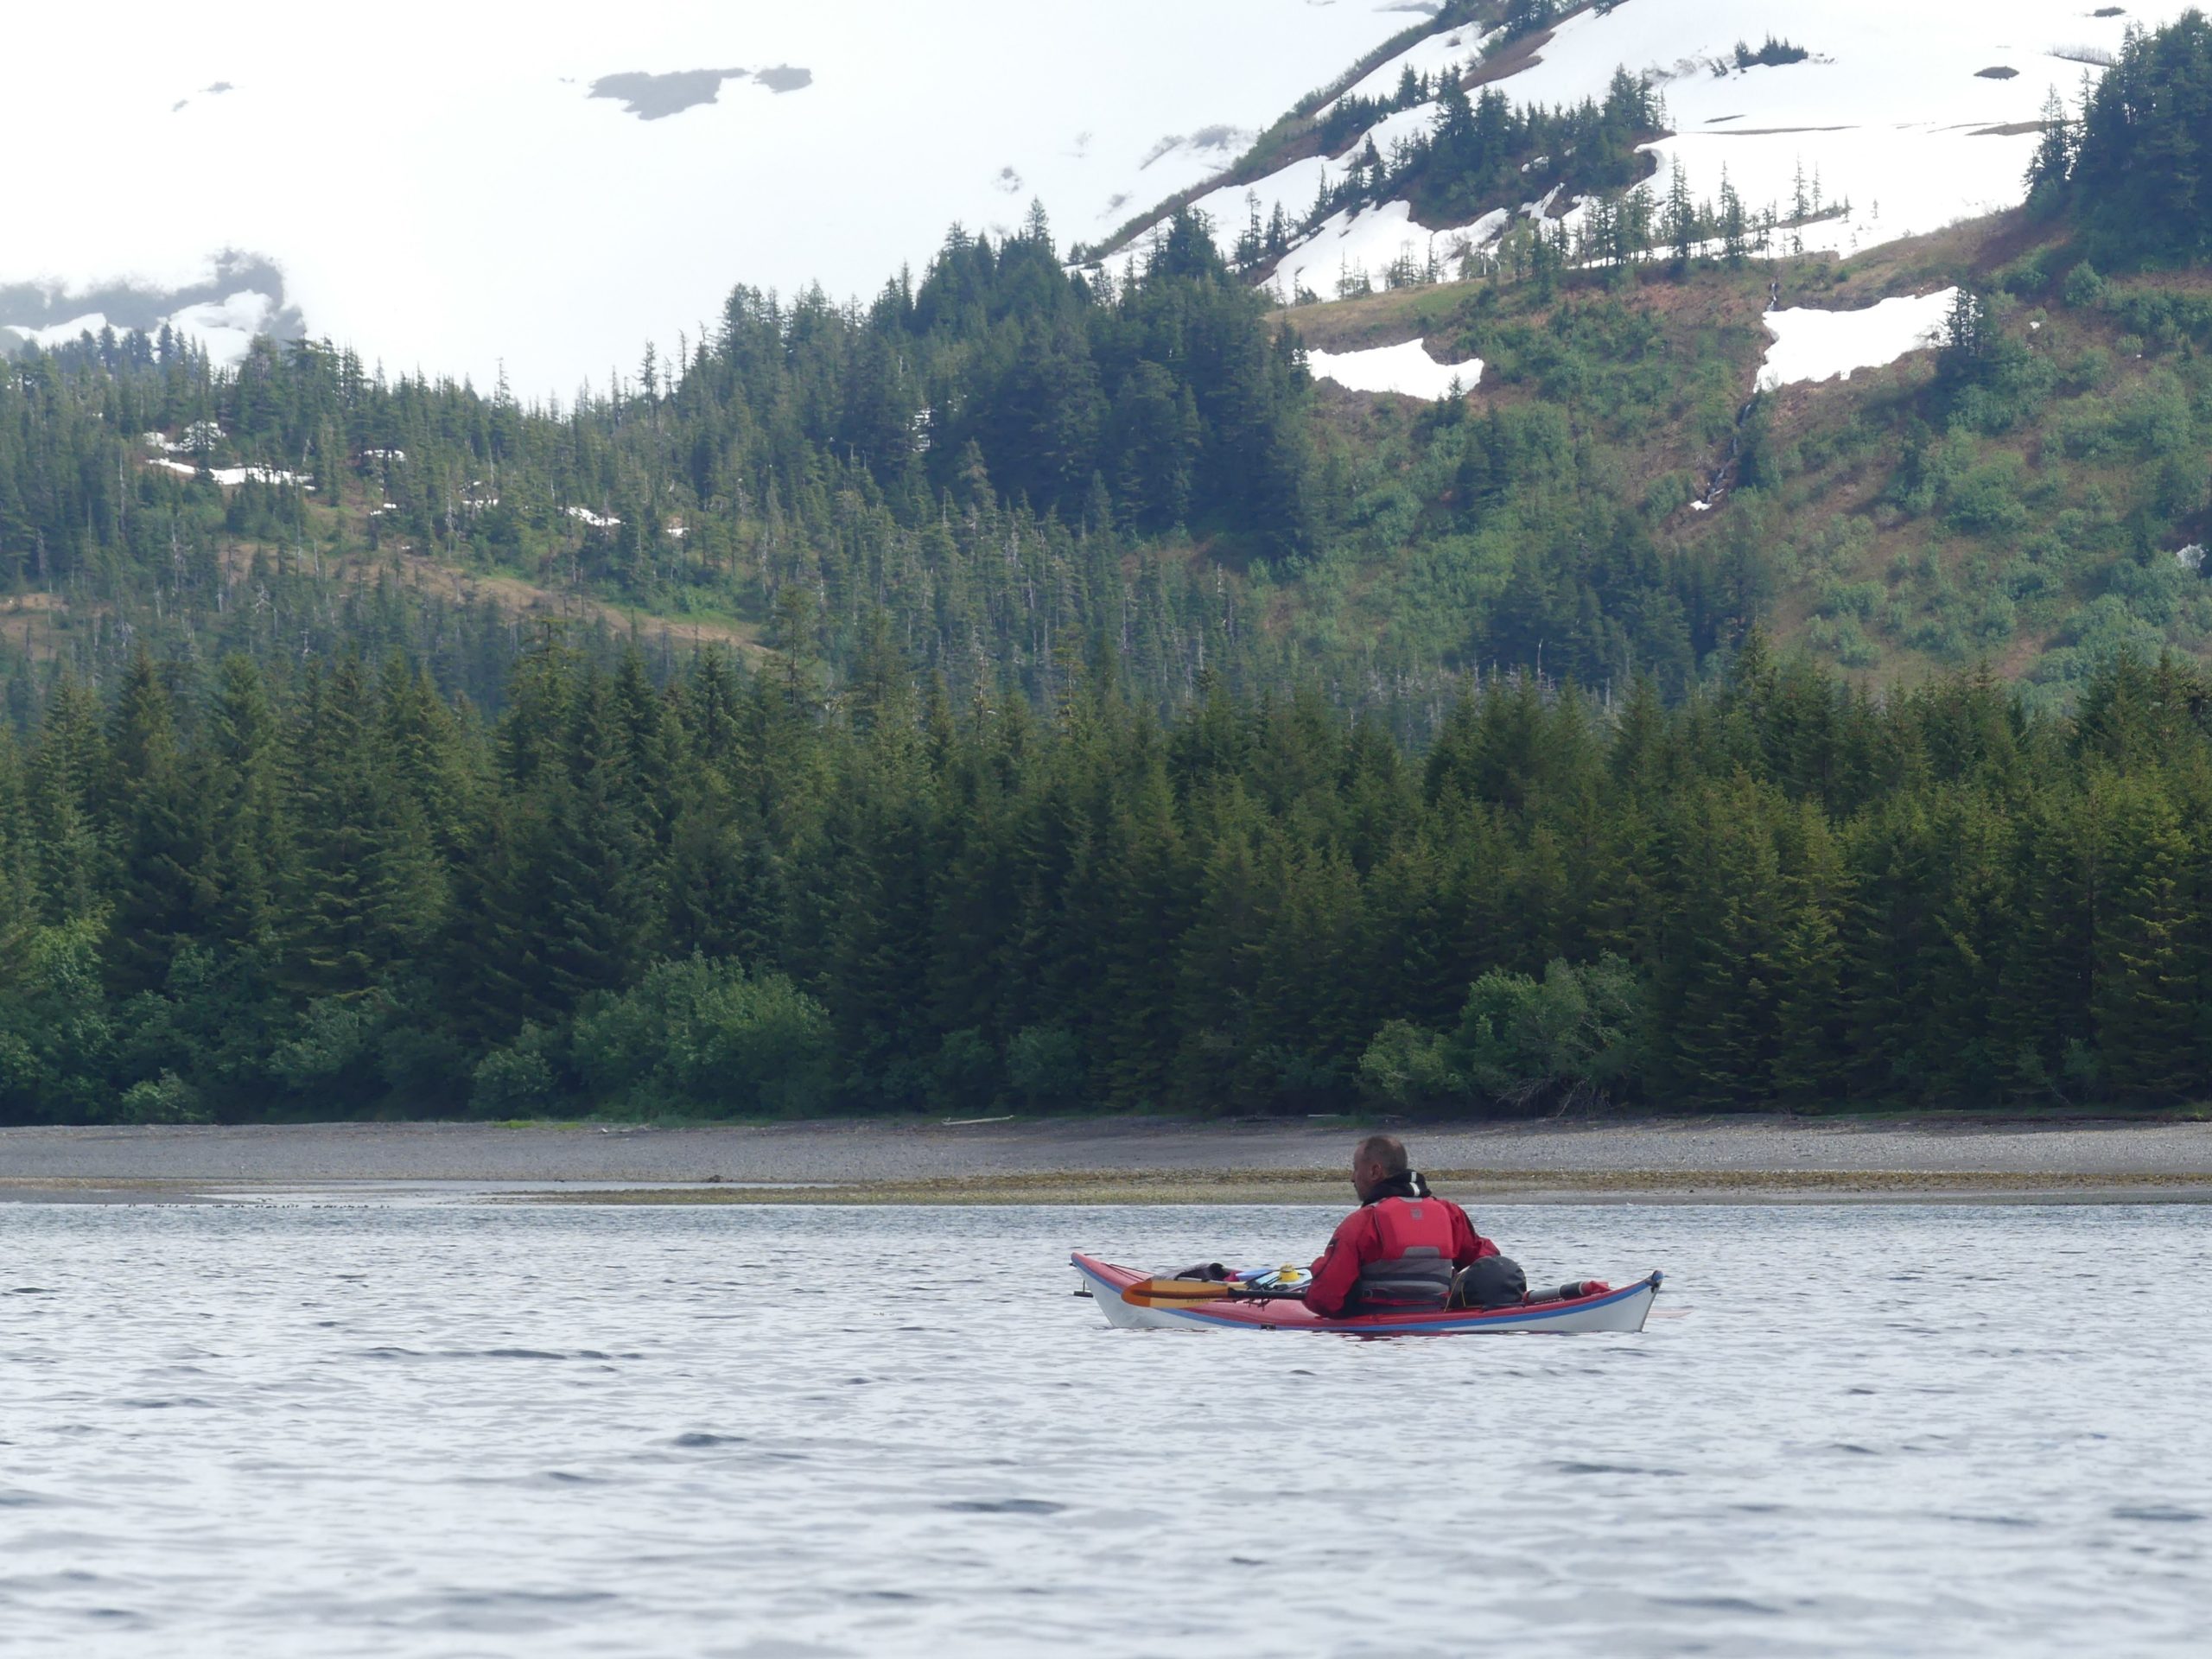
[3,1116,2210,1204]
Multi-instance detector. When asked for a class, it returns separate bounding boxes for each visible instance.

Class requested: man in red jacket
[1304,1134,1510,1317]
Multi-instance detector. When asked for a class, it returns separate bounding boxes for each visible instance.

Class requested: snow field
[1758,288,1959,391]
[5,314,111,351]
[1306,337,1482,399]
[5,291,276,368]
[1274,200,1429,298]
[162,291,280,366]
[1138,1,2198,308]
[1505,0,2196,260]
[1325,22,1497,112]
[147,457,312,488]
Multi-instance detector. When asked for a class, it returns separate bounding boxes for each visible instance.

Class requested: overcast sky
[1,0,1418,395]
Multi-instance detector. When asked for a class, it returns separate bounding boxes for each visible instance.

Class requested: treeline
[4,634,2211,1122]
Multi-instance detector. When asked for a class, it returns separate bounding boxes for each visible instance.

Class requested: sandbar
[2,1116,2209,1205]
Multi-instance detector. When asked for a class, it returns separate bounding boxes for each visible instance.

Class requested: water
[0,1200,2207,1656]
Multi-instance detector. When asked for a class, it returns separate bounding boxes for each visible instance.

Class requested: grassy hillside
[1683,220,2212,699]
[1260,208,2212,703]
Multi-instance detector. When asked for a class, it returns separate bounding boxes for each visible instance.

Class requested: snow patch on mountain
[1758,289,1958,391]
[1276,200,1435,299]
[1308,337,1482,397]
[1121,1,2195,302]
[2,264,296,369]
[1141,125,1257,173]
[148,457,312,488]
[4,314,108,352]
[165,291,282,364]
[1513,0,2183,263]
[1325,21,1497,111]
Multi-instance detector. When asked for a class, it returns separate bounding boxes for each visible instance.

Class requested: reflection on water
[0,1202,2206,1656]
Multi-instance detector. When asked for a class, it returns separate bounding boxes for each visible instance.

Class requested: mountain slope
[11,3,2212,718]
[1090,0,2186,297]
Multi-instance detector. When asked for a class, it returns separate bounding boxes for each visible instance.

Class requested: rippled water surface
[1,1200,2207,1656]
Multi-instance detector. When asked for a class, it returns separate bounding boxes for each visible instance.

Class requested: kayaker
[1304,1134,1510,1317]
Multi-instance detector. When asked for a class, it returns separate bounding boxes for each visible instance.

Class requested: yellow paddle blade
[1120,1278,1234,1306]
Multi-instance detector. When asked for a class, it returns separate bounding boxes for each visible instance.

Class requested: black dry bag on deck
[1449,1256,1528,1310]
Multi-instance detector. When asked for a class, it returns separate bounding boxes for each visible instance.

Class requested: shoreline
[3,1116,2211,1205]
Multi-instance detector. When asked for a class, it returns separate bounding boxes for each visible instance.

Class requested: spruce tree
[103,652,203,994]
[195,653,290,955]
[2092,775,2203,1099]
[25,680,111,925]
[0,729,33,973]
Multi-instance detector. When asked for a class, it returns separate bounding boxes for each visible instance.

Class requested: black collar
[1365,1170,1433,1204]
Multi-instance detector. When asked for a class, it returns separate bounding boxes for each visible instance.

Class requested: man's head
[1351,1133,1408,1202]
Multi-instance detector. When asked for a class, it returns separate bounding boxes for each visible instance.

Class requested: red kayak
[1071,1251,1662,1335]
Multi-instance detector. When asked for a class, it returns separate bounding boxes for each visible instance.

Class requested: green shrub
[2113,375,2193,457]
[930,1027,1001,1111]
[569,956,833,1117]
[270,995,387,1090]
[111,1071,208,1125]
[1807,613,1883,667]
[1453,955,1646,1109]
[2063,262,2107,309]
[2032,594,2171,684]
[1944,455,2031,537]
[1973,591,2018,645]
[472,1025,559,1116]
[1815,578,1883,620]
[1643,471,1693,518]
[1007,1024,1087,1106]
[0,918,116,1122]
[2058,345,2111,396]
[2106,553,2190,628]
[2153,454,2208,523]
[1996,251,2054,296]
[2056,395,2120,460]
[1357,955,1646,1114]
[1357,1019,1470,1109]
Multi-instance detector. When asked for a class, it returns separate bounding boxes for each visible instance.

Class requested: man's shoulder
[1328,1203,1380,1241]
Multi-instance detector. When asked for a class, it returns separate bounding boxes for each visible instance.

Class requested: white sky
[1,0,1419,396]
